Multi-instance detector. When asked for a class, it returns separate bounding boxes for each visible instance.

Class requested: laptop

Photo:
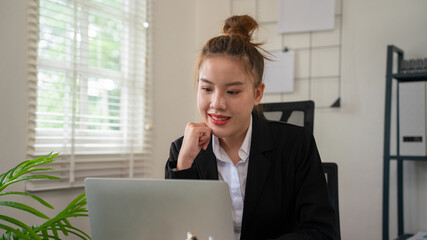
[84,178,235,240]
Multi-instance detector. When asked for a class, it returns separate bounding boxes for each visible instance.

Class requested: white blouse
[212,117,252,240]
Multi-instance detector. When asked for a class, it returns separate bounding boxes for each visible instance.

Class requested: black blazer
[165,114,337,240]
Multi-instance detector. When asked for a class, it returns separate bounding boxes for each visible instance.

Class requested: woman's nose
[210,92,226,110]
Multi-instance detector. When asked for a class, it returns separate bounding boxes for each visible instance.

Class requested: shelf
[388,155,427,161]
[395,233,414,240]
[383,45,427,240]
[391,72,427,82]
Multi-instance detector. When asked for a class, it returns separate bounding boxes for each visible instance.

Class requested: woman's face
[197,56,264,140]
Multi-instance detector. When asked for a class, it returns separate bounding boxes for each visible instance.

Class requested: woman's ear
[254,83,265,105]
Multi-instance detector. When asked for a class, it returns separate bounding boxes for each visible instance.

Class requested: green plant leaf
[36,232,61,240]
[66,192,86,208]
[36,217,68,237]
[62,218,71,227]
[50,222,59,239]
[41,229,48,240]
[66,225,91,239]
[0,153,59,187]
[57,221,68,236]
[60,225,91,240]
[18,156,59,176]
[0,215,40,240]
[0,173,8,187]
[21,153,59,172]
[0,201,49,219]
[15,168,56,175]
[36,193,89,238]
[0,231,10,240]
[0,175,60,192]
[0,192,54,209]
[0,168,17,187]
[65,214,89,218]
[0,224,28,240]
[0,153,90,240]
[6,165,22,180]
[42,225,91,240]
[52,193,87,218]
[7,167,57,183]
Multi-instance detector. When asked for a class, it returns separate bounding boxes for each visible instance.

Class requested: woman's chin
[210,128,229,139]
[203,119,232,138]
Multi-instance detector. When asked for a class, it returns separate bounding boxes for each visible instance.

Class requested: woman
[165,15,336,240]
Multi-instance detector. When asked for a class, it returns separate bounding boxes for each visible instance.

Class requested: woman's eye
[201,87,212,92]
[227,90,240,95]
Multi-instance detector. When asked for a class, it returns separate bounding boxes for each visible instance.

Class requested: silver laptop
[84,178,234,240]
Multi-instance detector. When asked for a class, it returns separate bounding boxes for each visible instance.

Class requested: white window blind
[26,0,152,191]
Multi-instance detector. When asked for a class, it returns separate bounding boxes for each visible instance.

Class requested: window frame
[26,0,153,191]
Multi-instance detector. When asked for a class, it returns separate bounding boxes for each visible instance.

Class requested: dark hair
[195,15,269,114]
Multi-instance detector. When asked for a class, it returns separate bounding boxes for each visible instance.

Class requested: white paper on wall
[263,51,295,94]
[278,0,335,34]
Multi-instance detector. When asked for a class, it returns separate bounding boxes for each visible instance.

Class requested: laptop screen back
[85,178,234,240]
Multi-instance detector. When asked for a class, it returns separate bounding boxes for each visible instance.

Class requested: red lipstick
[208,113,231,125]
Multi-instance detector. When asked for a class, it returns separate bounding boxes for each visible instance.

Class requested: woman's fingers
[196,125,211,150]
[187,122,211,145]
[177,122,212,170]
[199,135,210,150]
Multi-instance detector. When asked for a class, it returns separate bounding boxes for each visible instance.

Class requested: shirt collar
[212,116,252,163]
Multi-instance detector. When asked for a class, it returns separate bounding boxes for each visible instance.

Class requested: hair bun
[223,15,258,42]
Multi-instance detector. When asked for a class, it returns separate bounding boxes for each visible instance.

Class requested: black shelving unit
[383,45,427,240]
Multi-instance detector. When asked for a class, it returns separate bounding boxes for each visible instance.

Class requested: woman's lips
[208,114,231,125]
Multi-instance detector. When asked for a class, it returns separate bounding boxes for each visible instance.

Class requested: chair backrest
[322,162,341,240]
[261,101,315,134]
[261,100,341,240]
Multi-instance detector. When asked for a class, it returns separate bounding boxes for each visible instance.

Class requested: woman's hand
[177,122,212,170]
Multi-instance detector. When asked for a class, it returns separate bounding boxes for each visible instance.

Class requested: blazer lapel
[194,139,219,180]
[241,114,274,232]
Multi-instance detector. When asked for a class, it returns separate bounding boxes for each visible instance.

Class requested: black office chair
[261,100,341,240]
[261,100,315,133]
[322,162,341,240]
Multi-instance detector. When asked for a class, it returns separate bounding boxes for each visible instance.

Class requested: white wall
[190,0,427,239]
[318,0,427,238]
[0,0,198,238]
[0,1,91,238]
[1,0,427,239]
[151,0,198,178]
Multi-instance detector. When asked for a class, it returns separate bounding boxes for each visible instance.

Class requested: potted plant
[0,153,91,240]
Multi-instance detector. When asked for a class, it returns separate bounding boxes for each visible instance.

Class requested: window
[26,0,152,191]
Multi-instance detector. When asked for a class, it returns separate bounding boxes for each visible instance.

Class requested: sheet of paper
[263,51,295,94]
[408,232,427,240]
[278,0,335,33]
